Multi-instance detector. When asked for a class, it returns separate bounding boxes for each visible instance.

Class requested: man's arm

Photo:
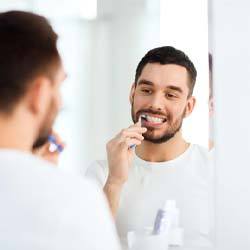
[103,178,124,217]
[103,123,146,217]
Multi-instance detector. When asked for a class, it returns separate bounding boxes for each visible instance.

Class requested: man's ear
[184,96,196,118]
[129,83,136,105]
[26,77,51,116]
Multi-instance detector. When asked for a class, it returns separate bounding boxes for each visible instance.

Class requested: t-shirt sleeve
[84,161,109,188]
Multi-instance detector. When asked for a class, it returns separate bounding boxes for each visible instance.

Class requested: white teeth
[147,116,164,123]
[141,114,165,123]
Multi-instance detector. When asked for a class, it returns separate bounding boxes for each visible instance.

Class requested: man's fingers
[48,132,65,153]
[33,141,50,156]
[119,131,144,141]
[51,131,64,147]
[110,126,147,147]
[121,126,147,135]
[49,141,65,153]
[123,138,142,148]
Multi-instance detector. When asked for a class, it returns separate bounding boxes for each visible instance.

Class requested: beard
[131,105,185,144]
[32,128,51,149]
[32,101,57,150]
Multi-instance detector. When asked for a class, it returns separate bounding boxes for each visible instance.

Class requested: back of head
[0,11,60,114]
[135,46,197,97]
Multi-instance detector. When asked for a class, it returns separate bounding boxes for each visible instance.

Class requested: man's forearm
[103,178,124,217]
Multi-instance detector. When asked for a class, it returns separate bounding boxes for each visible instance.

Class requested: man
[86,46,214,248]
[0,11,120,250]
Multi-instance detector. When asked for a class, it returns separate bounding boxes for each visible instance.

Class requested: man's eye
[141,89,152,94]
[166,93,176,98]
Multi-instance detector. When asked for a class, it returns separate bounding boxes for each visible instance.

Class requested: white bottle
[164,200,179,229]
[164,201,184,247]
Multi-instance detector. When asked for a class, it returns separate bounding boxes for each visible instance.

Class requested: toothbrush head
[140,114,147,122]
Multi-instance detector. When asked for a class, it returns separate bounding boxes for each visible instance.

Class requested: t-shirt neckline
[134,144,194,169]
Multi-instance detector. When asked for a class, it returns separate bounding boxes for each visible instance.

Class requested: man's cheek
[54,92,62,111]
[134,98,147,111]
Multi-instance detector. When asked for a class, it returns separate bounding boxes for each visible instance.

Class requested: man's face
[131,63,195,144]
[32,64,66,149]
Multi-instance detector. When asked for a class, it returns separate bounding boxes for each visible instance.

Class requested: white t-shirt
[86,144,214,249]
[0,149,121,250]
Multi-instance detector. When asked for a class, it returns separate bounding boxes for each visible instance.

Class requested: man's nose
[148,93,165,111]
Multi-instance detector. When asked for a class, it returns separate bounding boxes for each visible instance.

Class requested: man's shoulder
[87,159,109,174]
[90,159,109,169]
[0,151,121,250]
[190,144,214,179]
[0,149,101,197]
[84,159,109,188]
[191,144,213,160]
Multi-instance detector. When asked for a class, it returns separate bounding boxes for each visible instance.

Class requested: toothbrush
[48,135,64,153]
[129,115,143,149]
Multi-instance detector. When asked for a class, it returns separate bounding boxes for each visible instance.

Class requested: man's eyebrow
[166,85,183,93]
[137,79,154,86]
[137,80,184,94]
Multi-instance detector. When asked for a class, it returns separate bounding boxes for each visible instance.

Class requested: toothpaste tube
[153,208,170,235]
[153,200,178,235]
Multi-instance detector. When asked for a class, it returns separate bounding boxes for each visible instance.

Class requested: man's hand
[106,120,146,185]
[104,121,146,216]
[33,132,65,165]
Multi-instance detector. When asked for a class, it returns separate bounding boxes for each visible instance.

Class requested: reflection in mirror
[85,1,214,250]
[0,0,214,249]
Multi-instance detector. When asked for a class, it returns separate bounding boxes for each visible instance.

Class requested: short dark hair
[135,46,197,97]
[0,11,60,114]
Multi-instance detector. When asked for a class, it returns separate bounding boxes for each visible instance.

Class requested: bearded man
[86,46,214,249]
[0,10,120,250]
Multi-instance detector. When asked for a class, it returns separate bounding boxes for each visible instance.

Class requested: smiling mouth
[140,114,167,125]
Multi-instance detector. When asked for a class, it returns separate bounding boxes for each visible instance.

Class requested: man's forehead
[138,63,189,90]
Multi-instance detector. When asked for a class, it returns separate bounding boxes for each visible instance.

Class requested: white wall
[160,0,209,148]
[210,0,250,249]
[52,19,95,174]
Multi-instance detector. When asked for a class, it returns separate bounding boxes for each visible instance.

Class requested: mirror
[0,0,214,249]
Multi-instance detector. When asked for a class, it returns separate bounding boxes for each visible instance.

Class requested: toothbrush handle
[129,116,142,149]
[48,135,64,153]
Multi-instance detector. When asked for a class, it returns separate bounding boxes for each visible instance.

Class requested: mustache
[136,108,168,118]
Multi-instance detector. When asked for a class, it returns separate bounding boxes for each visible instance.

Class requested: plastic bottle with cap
[164,200,180,228]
